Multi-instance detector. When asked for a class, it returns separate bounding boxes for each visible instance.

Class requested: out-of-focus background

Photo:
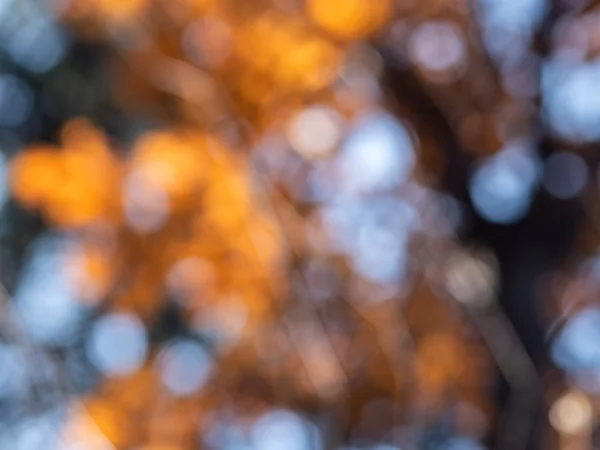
[1,0,600,449]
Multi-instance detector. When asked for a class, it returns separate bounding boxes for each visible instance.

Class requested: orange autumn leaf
[11,120,122,228]
[10,146,62,209]
[307,0,393,40]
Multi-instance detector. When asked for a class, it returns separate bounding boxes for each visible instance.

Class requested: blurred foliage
[3,0,600,450]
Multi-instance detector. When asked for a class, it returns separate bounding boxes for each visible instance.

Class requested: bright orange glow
[307,0,393,40]
[10,119,121,228]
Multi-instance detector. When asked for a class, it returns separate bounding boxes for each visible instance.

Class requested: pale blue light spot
[544,58,600,142]
[158,339,213,396]
[322,197,416,283]
[6,18,67,73]
[479,0,548,32]
[204,421,251,450]
[0,407,65,450]
[469,146,540,224]
[14,235,86,345]
[339,112,415,194]
[87,313,148,377]
[0,75,34,127]
[250,410,321,450]
[0,344,28,399]
[553,308,600,373]
[444,436,485,450]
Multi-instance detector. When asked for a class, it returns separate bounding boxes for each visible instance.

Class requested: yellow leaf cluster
[52,0,374,129]
[307,0,394,40]
[10,119,121,227]
[10,120,284,329]
[129,131,210,211]
[234,13,341,94]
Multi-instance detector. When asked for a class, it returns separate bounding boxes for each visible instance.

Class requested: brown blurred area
[1,0,600,449]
